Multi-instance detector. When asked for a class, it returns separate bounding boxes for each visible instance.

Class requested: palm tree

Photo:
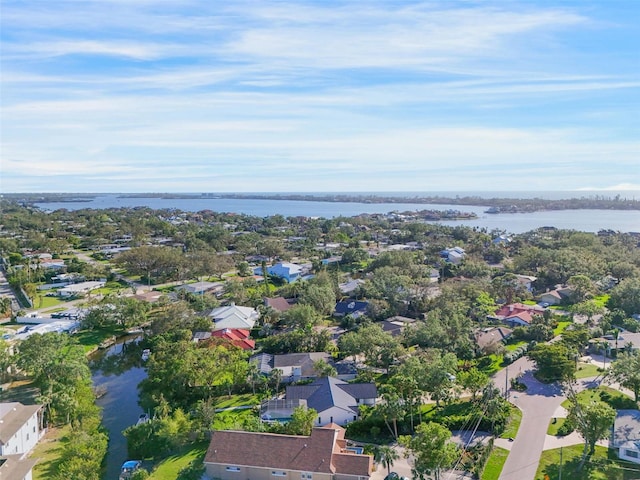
[375,445,400,476]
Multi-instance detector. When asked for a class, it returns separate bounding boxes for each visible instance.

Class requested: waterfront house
[204,424,373,480]
[0,402,44,457]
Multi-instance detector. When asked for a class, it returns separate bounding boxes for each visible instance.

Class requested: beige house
[204,424,372,480]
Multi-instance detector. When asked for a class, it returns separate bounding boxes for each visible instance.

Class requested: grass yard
[480,354,504,375]
[504,341,528,352]
[553,321,572,337]
[481,446,509,480]
[500,405,523,439]
[148,441,208,480]
[561,386,636,410]
[74,326,127,353]
[546,417,567,436]
[536,445,640,480]
[32,426,71,480]
[213,393,260,409]
[33,294,65,309]
[574,363,603,379]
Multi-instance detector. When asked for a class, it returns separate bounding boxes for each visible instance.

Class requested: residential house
[334,301,369,319]
[255,263,304,283]
[475,327,513,352]
[440,247,466,265]
[175,281,224,296]
[612,410,640,464]
[380,316,416,337]
[203,424,373,480]
[209,304,259,331]
[0,402,44,457]
[211,329,255,350]
[592,332,640,353]
[492,235,511,245]
[277,377,377,427]
[538,286,573,306]
[492,303,544,327]
[0,455,38,480]
[338,279,365,296]
[264,297,295,313]
[514,274,537,293]
[134,290,165,303]
[250,352,333,383]
[57,281,106,298]
[321,256,342,266]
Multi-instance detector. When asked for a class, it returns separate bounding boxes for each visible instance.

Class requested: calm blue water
[34,194,640,233]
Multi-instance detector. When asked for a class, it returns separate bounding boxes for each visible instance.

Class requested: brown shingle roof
[204,427,370,476]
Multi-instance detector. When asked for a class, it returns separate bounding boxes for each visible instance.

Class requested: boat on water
[119,460,142,479]
[136,413,150,425]
[141,349,151,361]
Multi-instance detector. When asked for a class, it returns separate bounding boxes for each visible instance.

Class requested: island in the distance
[5,192,640,213]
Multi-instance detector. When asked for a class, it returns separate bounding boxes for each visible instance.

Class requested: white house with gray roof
[0,402,44,457]
[612,410,640,464]
[208,304,259,331]
[274,377,377,426]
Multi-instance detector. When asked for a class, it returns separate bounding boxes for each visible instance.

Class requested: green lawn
[500,405,523,439]
[561,386,635,410]
[213,393,260,409]
[536,445,640,480]
[481,446,509,480]
[480,354,504,375]
[547,417,567,436]
[32,426,71,480]
[505,341,528,352]
[33,294,65,309]
[592,295,610,309]
[74,326,127,353]
[575,363,603,379]
[148,441,208,480]
[553,321,572,337]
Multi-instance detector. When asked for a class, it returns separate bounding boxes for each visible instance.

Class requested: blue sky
[1,0,639,193]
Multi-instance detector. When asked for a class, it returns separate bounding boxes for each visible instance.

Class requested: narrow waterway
[90,335,147,480]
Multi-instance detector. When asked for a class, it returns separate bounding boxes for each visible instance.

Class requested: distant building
[255,262,304,283]
[211,328,255,350]
[440,247,466,265]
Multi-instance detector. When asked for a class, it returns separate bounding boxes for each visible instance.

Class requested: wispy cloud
[1,0,638,192]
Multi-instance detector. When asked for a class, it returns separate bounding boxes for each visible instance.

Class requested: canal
[90,335,147,480]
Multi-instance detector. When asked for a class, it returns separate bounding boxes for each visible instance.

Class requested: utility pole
[505,364,509,399]
[559,445,563,480]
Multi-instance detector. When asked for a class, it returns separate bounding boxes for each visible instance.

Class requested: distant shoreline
[5,192,640,212]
